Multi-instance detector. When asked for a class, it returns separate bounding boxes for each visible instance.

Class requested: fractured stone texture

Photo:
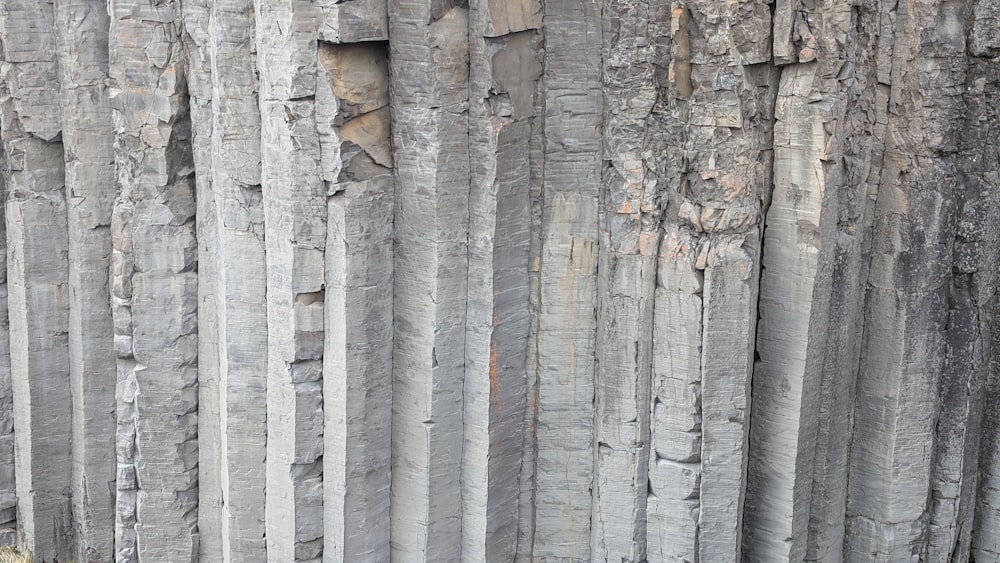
[0,1,997,562]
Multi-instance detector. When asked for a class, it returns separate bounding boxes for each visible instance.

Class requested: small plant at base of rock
[0,546,30,563]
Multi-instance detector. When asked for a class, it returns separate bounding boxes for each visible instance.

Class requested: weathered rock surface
[0,0,999,561]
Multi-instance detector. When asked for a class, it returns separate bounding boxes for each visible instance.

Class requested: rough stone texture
[54,0,117,560]
[254,2,326,560]
[108,1,199,560]
[318,39,394,562]
[649,2,778,561]
[845,1,969,561]
[649,227,702,563]
[971,7,1000,559]
[591,2,660,560]
[0,1,72,559]
[179,1,221,561]
[531,0,602,559]
[464,8,537,559]
[387,2,470,560]
[0,2,999,562]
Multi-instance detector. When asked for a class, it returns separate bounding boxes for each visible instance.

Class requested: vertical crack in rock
[845,0,968,559]
[108,0,200,560]
[254,1,327,560]
[317,35,394,561]
[515,10,547,558]
[388,0,470,558]
[0,157,11,549]
[464,2,539,555]
[530,0,602,559]
[54,0,118,559]
[0,0,73,559]
[591,0,661,559]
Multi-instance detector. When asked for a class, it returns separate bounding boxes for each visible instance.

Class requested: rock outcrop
[0,0,998,561]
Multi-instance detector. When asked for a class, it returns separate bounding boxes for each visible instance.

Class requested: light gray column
[531,0,602,558]
[54,0,117,559]
[209,2,268,559]
[108,0,199,559]
[387,0,471,559]
[254,1,327,560]
[0,1,72,559]
[465,3,540,557]
[318,37,394,561]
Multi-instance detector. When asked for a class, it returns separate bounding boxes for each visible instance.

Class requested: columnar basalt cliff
[0,0,998,561]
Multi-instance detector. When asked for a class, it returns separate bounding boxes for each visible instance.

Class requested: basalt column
[317,7,394,557]
[464,1,539,559]
[254,1,327,559]
[178,1,222,559]
[531,0,602,558]
[591,1,664,559]
[744,3,859,561]
[388,0,470,559]
[54,0,118,559]
[649,2,778,561]
[845,1,968,559]
[962,1,1000,560]
[108,0,199,559]
[209,1,269,559]
[0,1,72,559]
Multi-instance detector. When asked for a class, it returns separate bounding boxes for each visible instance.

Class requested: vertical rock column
[517,16,548,560]
[0,230,10,547]
[108,0,199,559]
[652,2,776,561]
[178,1,222,559]
[0,1,72,558]
[647,6,700,560]
[464,1,540,559]
[54,0,118,559]
[592,1,662,559]
[845,0,967,559]
[925,106,993,562]
[743,3,854,559]
[531,0,601,558]
[208,1,268,559]
[971,1,1000,557]
[802,3,887,559]
[648,227,702,563]
[939,2,1000,559]
[388,0,470,559]
[744,63,831,563]
[254,1,326,560]
[691,8,775,556]
[0,184,10,548]
[317,27,394,561]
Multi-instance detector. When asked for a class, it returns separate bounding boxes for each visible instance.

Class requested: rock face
[0,0,998,561]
